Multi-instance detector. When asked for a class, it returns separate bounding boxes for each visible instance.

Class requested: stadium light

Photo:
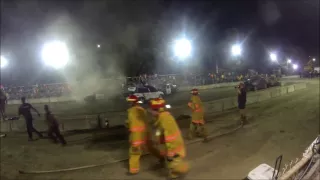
[292,64,298,70]
[0,56,8,69]
[287,59,292,64]
[173,38,192,59]
[231,44,242,56]
[313,58,316,62]
[270,53,277,62]
[97,44,101,48]
[41,41,70,69]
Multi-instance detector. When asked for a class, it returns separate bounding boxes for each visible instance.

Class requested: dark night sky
[0,0,319,84]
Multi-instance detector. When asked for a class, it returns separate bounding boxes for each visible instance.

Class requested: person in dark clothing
[44,105,66,146]
[237,82,248,125]
[18,97,43,141]
[0,90,7,121]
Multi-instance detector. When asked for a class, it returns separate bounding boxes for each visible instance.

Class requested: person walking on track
[187,88,208,141]
[18,97,43,141]
[149,98,190,180]
[237,82,248,125]
[44,105,66,146]
[126,95,163,175]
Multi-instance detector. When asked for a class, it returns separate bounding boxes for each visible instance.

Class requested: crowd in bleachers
[1,72,251,100]
[0,83,72,100]
[129,72,248,87]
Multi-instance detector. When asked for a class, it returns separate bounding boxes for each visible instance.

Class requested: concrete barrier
[287,85,295,93]
[179,82,238,92]
[246,94,259,105]
[1,83,307,133]
[294,83,307,90]
[257,91,272,102]
[280,86,288,95]
[7,100,20,105]
[270,87,281,98]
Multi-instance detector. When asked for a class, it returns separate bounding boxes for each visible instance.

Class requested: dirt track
[1,82,319,180]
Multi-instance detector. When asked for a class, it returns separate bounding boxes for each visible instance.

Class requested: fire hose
[18,119,244,174]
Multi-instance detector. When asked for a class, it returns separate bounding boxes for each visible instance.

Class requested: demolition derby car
[244,75,280,91]
[126,85,165,103]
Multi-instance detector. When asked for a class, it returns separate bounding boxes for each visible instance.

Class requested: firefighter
[187,89,208,141]
[126,95,163,175]
[149,98,189,179]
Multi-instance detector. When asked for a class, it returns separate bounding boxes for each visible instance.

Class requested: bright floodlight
[231,44,242,56]
[41,41,69,69]
[287,59,292,64]
[270,53,277,62]
[97,44,101,48]
[173,38,191,59]
[292,64,298,70]
[1,56,8,69]
[313,58,316,62]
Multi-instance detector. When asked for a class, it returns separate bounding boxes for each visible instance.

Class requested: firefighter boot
[128,146,142,175]
[187,123,197,140]
[166,157,189,180]
[200,125,209,142]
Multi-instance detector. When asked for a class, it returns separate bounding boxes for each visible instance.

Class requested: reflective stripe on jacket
[188,95,205,124]
[128,106,148,147]
[155,111,186,158]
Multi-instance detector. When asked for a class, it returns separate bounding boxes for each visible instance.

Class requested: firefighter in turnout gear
[149,98,190,179]
[187,89,208,141]
[126,95,163,175]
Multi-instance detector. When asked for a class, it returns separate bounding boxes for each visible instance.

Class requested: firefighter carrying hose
[149,98,189,179]
[187,88,208,141]
[126,95,163,175]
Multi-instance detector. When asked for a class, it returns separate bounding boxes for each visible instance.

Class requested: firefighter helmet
[190,88,199,95]
[126,95,139,102]
[149,98,166,110]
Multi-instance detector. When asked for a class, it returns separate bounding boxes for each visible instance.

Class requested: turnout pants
[129,140,163,174]
[26,120,42,139]
[166,155,190,179]
[48,125,66,145]
[188,122,208,139]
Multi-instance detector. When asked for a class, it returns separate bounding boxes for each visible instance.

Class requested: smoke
[259,1,281,26]
[41,12,132,101]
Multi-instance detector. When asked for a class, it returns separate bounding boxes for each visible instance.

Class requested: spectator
[236,82,248,125]
[44,105,67,146]
[18,97,43,141]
